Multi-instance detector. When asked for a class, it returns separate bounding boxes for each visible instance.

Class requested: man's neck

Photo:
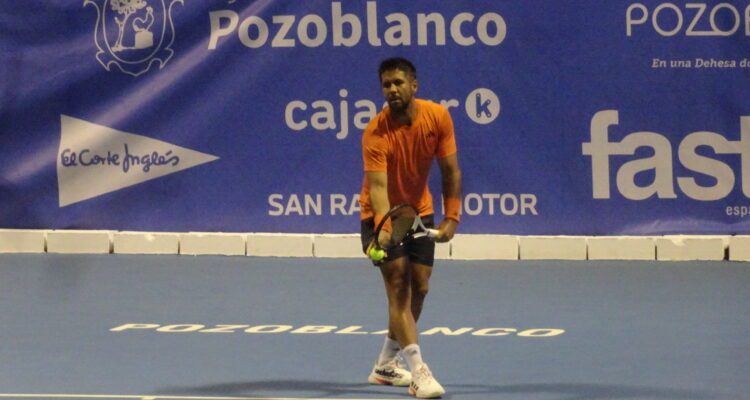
[392,100,418,126]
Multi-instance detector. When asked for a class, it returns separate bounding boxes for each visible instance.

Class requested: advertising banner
[1,1,749,235]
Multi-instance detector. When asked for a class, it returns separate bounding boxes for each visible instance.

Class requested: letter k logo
[475,93,492,118]
[465,88,500,124]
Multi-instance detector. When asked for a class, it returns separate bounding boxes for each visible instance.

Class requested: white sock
[376,336,401,366]
[402,343,425,371]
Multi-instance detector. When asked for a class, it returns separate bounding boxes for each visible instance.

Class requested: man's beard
[388,97,410,112]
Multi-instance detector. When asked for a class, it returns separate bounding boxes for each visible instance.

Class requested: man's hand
[435,219,457,242]
[377,229,392,248]
[364,230,391,259]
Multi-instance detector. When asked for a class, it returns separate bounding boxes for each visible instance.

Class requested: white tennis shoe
[408,364,445,398]
[368,357,412,386]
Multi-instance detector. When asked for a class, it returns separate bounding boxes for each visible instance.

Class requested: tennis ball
[369,247,385,261]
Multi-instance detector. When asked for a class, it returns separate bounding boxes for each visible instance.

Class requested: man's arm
[436,153,462,242]
[366,171,390,216]
[366,171,392,248]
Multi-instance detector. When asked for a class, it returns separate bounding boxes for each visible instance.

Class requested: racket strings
[388,216,416,247]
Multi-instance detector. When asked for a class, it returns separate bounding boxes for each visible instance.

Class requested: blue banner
[1,0,749,235]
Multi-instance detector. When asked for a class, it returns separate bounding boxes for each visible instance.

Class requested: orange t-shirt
[360,98,457,219]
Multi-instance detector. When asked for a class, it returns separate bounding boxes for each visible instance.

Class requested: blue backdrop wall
[2,1,749,235]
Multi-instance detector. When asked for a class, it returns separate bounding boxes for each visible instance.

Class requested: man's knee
[383,272,409,294]
[411,265,432,300]
[381,261,410,302]
[412,280,429,301]
[386,279,410,302]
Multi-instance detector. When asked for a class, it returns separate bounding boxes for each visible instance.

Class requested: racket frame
[372,203,439,253]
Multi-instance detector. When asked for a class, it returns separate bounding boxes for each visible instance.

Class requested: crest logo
[84,0,183,76]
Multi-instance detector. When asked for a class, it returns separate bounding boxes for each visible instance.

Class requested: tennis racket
[368,203,439,262]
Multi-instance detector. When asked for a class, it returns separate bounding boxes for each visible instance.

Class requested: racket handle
[426,228,439,239]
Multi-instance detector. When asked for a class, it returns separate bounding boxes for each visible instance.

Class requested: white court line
[0,395,394,400]
[0,396,393,400]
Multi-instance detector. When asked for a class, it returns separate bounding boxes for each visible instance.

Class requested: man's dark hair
[379,57,417,81]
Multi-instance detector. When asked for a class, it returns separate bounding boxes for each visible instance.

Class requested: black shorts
[360,214,436,267]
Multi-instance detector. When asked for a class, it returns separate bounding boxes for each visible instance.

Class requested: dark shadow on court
[443,382,729,400]
[156,380,730,400]
[157,379,411,398]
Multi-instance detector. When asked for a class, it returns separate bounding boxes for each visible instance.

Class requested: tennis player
[359,57,462,399]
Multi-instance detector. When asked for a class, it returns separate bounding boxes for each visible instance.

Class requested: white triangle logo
[57,115,219,207]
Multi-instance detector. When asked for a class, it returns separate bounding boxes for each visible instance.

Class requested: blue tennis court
[0,254,748,400]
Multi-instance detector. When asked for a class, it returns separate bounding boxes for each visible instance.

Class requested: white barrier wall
[0,230,744,262]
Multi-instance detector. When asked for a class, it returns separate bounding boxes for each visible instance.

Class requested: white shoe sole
[368,373,411,387]
[409,386,445,398]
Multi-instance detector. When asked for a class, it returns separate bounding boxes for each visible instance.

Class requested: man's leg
[405,217,436,325]
[409,263,432,323]
[379,257,418,348]
[368,255,414,387]
[381,258,444,399]
[384,262,430,345]
[380,232,435,358]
